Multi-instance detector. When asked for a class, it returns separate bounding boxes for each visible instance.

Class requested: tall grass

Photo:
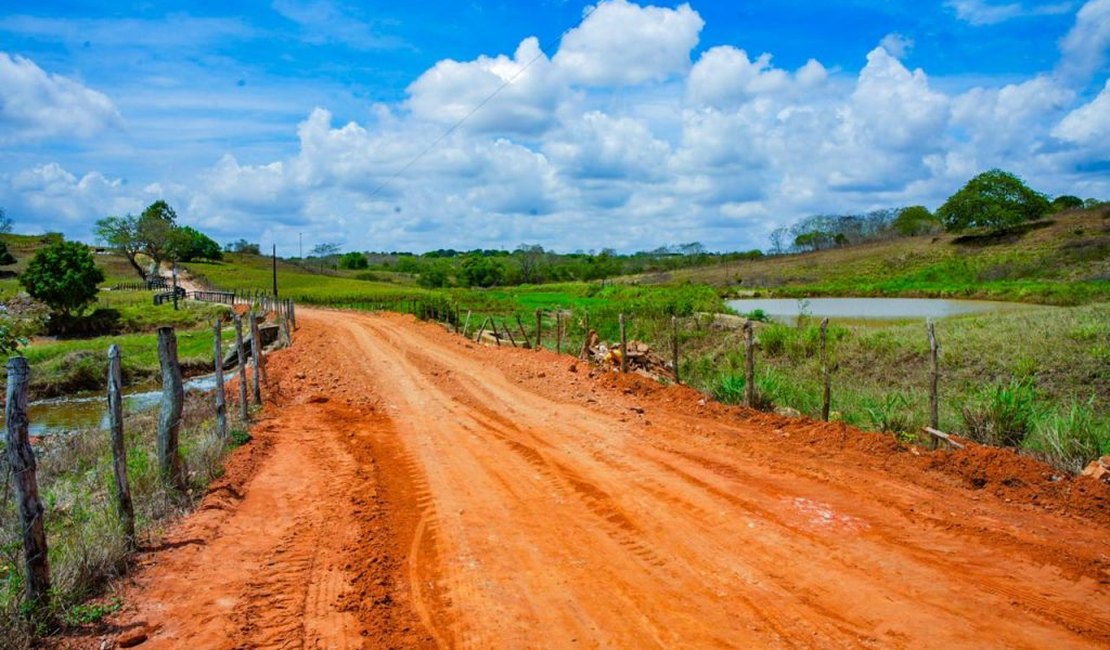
[1,393,248,645]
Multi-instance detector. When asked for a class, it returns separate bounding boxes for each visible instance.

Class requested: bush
[1024,401,1108,474]
[863,393,914,436]
[339,252,368,270]
[961,378,1039,447]
[19,240,104,318]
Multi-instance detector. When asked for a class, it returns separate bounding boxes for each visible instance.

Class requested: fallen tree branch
[922,426,965,449]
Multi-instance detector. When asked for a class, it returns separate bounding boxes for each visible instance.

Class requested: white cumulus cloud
[553,0,704,86]
[0,52,121,143]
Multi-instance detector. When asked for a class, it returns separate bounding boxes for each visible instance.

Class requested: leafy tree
[175,226,223,261]
[460,255,504,287]
[937,169,1050,233]
[310,243,341,270]
[95,214,146,280]
[515,244,547,284]
[339,251,368,270]
[417,262,450,288]
[893,205,941,236]
[19,240,104,318]
[137,200,179,273]
[1050,195,1084,212]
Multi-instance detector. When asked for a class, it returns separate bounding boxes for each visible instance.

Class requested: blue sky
[1,0,1107,255]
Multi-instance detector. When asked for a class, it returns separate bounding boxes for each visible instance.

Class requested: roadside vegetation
[1,392,251,644]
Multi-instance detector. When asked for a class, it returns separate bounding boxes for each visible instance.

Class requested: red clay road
[88,309,1110,649]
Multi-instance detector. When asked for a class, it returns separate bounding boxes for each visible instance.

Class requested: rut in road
[94,309,1109,649]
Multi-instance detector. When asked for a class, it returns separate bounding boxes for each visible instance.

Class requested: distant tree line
[288,242,764,289]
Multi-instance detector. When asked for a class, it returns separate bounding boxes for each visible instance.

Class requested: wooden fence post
[213,319,227,439]
[234,314,249,422]
[672,315,680,384]
[107,345,136,550]
[619,313,628,374]
[535,309,542,350]
[556,312,564,354]
[744,320,756,408]
[927,319,940,433]
[156,326,185,490]
[462,310,472,337]
[249,311,263,405]
[5,357,51,612]
[820,318,831,421]
[514,315,532,349]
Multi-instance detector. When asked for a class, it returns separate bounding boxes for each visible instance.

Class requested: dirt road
[93,309,1109,649]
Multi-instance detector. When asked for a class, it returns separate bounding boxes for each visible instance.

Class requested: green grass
[183,254,428,304]
[673,303,1110,471]
[1,393,244,644]
[656,208,1110,305]
[12,320,229,399]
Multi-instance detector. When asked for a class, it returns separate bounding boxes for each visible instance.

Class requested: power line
[365,3,600,200]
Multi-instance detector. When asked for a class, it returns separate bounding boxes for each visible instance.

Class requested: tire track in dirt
[332,310,1109,649]
[73,308,1108,649]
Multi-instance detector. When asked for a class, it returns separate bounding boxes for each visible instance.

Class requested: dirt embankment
[66,309,1109,649]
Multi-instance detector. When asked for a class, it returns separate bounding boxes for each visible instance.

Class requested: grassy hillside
[648,208,1110,305]
[183,254,426,303]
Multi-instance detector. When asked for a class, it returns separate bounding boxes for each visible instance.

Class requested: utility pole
[272,244,278,298]
[299,233,303,260]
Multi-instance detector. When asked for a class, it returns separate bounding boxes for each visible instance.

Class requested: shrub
[1024,401,1108,474]
[863,393,914,436]
[960,378,1039,447]
[19,240,104,319]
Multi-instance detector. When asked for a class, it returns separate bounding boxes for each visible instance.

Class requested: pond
[4,373,222,438]
[725,297,1044,325]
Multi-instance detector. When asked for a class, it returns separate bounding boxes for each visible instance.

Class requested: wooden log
[922,426,964,449]
[744,320,756,408]
[672,315,681,385]
[213,320,227,439]
[157,327,185,490]
[234,314,249,422]
[927,319,940,432]
[249,311,263,404]
[820,317,830,422]
[107,345,136,550]
[5,357,51,611]
[619,313,628,374]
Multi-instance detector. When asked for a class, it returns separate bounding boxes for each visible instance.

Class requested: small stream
[5,373,223,438]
